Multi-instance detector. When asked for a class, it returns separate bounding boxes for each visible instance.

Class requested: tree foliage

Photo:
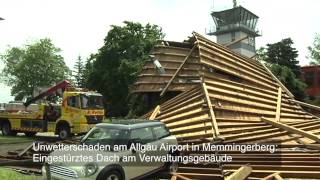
[264,38,300,76]
[82,56,94,89]
[87,21,165,117]
[73,56,85,88]
[268,64,306,99]
[1,38,70,100]
[308,34,320,64]
[257,38,306,100]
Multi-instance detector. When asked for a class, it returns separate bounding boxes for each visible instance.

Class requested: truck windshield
[81,95,104,109]
[83,127,129,151]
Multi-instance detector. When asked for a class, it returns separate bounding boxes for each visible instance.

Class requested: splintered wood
[134,32,320,179]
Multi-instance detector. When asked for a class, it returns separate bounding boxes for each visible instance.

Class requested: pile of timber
[135,32,320,179]
[0,139,79,175]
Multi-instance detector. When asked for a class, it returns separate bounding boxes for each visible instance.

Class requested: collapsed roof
[134,32,320,179]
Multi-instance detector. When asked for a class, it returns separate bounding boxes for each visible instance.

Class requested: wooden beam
[274,174,284,180]
[225,165,252,180]
[171,173,192,180]
[250,53,257,59]
[261,117,320,143]
[0,159,34,166]
[202,82,220,137]
[291,99,320,111]
[306,144,320,150]
[18,143,33,157]
[260,62,294,98]
[225,36,248,47]
[149,105,160,120]
[261,172,280,180]
[160,45,197,96]
[275,87,282,122]
[171,175,177,180]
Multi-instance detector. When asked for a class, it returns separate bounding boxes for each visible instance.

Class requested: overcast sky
[0,0,320,102]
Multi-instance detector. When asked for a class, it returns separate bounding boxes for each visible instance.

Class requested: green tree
[73,56,85,88]
[268,64,306,100]
[308,34,320,64]
[257,38,306,100]
[1,38,70,100]
[264,38,300,76]
[88,21,165,117]
[82,54,95,88]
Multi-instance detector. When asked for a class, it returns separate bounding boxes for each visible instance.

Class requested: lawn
[0,134,34,144]
[0,168,39,180]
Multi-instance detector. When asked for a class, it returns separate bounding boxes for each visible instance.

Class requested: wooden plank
[160,45,197,96]
[200,54,277,90]
[291,99,320,111]
[166,115,210,129]
[194,32,264,68]
[202,82,219,137]
[171,173,192,180]
[223,131,289,144]
[275,87,282,122]
[261,172,280,180]
[274,174,284,180]
[203,72,305,111]
[221,127,280,140]
[161,107,205,123]
[261,117,320,143]
[202,71,279,97]
[157,100,204,120]
[18,143,33,157]
[260,62,294,98]
[225,165,252,180]
[170,175,177,180]
[197,37,274,82]
[160,87,202,111]
[149,105,160,120]
[306,144,320,150]
[214,105,311,119]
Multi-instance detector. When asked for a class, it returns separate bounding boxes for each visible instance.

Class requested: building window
[248,36,255,47]
[231,32,235,41]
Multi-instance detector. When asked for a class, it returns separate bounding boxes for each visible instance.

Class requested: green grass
[102,118,112,123]
[0,168,38,180]
[0,135,34,144]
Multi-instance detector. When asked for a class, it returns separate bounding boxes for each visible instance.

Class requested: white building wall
[216,30,256,57]
[216,33,232,44]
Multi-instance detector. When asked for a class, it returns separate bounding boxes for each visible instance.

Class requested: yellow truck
[0,81,105,139]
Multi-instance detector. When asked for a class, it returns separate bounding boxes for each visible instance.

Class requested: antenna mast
[233,0,237,8]
[211,0,214,11]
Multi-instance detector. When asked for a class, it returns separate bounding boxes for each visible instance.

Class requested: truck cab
[0,81,105,139]
[54,90,105,139]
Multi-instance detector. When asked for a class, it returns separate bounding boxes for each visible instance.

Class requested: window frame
[129,126,155,144]
[151,125,171,140]
[67,95,81,108]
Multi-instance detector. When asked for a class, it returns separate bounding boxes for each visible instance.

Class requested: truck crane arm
[24,80,71,107]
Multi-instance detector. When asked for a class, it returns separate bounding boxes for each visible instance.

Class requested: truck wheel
[25,132,37,137]
[58,126,70,140]
[1,122,16,136]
